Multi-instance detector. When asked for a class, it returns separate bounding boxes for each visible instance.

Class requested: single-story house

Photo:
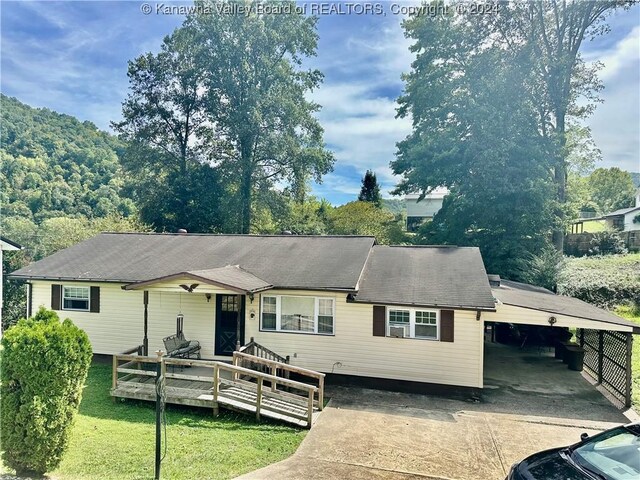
[9,233,639,401]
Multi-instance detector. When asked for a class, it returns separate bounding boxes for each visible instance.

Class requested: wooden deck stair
[111,345,324,428]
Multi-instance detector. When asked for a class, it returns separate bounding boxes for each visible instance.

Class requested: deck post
[112,355,118,402]
[307,389,314,428]
[318,377,324,411]
[213,363,219,416]
[154,350,164,480]
[256,377,263,421]
[271,365,277,392]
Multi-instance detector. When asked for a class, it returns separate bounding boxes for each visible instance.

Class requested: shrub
[1,307,92,476]
[558,254,640,309]
[521,245,565,292]
[588,230,628,256]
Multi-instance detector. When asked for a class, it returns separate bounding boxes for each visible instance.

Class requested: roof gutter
[347,296,497,312]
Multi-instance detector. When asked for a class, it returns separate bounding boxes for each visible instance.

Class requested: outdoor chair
[162,333,201,360]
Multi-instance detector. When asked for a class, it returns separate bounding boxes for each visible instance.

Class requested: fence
[579,329,633,408]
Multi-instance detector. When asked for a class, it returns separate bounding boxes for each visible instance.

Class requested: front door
[215,294,245,356]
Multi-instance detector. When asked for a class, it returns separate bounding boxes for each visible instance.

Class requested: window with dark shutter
[440,310,454,342]
[373,305,386,336]
[51,284,61,310]
[90,286,100,313]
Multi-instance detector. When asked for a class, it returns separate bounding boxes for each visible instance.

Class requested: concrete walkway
[237,343,631,480]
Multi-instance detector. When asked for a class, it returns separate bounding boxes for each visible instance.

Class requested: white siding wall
[248,290,484,388]
[31,282,485,388]
[484,303,633,333]
[31,281,220,358]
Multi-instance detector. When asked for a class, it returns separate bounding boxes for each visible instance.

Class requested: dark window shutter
[90,286,100,313]
[51,284,61,310]
[440,310,454,342]
[373,305,386,337]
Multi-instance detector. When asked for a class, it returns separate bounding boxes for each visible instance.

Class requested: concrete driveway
[237,343,632,480]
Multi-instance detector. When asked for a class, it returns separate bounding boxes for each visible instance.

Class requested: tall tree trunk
[239,140,253,234]
[552,112,566,253]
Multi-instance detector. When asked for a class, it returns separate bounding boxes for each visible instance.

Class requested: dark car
[507,422,640,480]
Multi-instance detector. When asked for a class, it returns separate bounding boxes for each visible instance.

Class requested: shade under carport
[487,277,638,409]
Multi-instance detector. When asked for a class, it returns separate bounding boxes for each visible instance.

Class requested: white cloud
[309,13,414,201]
[584,26,640,172]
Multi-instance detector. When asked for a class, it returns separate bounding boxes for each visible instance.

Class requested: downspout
[143,290,149,356]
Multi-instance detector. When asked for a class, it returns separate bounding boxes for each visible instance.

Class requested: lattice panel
[582,329,599,377]
[580,329,631,407]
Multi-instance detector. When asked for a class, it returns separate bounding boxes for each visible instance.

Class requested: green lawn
[1,363,306,480]
[615,305,640,411]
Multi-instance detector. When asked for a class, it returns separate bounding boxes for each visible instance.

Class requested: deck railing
[232,351,324,411]
[111,351,321,427]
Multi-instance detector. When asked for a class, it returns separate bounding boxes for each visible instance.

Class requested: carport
[484,277,639,408]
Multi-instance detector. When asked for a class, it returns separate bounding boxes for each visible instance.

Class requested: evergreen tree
[358,170,382,207]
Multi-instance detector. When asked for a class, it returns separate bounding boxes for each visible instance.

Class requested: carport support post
[625,333,632,408]
[597,330,604,384]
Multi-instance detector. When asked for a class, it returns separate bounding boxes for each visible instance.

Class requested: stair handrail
[239,337,289,364]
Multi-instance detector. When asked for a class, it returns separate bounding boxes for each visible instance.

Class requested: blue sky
[1,1,639,205]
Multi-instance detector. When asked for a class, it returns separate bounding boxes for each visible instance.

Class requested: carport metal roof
[491,279,640,334]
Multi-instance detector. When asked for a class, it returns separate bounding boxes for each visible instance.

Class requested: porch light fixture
[205,293,211,302]
[548,316,557,326]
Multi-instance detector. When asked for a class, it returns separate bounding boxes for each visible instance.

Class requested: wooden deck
[111,351,324,428]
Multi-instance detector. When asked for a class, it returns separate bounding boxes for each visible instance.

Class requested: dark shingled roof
[10,233,375,291]
[493,280,640,333]
[352,245,496,310]
[123,266,273,294]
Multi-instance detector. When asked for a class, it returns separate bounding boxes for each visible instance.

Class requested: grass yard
[615,305,640,412]
[1,362,306,480]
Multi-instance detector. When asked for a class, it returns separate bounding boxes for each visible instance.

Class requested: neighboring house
[405,187,449,232]
[0,236,22,329]
[10,233,639,395]
[602,188,640,232]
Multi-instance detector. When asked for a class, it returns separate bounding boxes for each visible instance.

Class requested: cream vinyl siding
[31,281,220,358]
[32,282,486,388]
[247,290,485,388]
[484,303,634,333]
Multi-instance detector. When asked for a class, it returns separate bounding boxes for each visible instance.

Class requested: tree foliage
[358,170,382,206]
[116,0,334,234]
[0,95,135,222]
[395,7,554,278]
[588,167,636,214]
[328,201,408,245]
[394,0,628,262]
[1,308,92,476]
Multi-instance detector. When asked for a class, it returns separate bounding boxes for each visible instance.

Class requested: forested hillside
[0,94,135,222]
[0,95,145,327]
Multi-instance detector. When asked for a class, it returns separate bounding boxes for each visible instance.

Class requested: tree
[187,0,334,233]
[588,167,635,214]
[113,27,227,233]
[328,201,407,245]
[394,7,554,278]
[486,0,630,251]
[358,170,382,206]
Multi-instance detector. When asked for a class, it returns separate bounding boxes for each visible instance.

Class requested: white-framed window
[260,295,335,335]
[387,308,439,340]
[62,286,90,311]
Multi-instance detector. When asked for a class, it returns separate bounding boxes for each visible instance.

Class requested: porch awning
[492,279,640,334]
[122,265,273,294]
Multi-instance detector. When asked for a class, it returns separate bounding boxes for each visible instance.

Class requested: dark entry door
[215,294,245,356]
